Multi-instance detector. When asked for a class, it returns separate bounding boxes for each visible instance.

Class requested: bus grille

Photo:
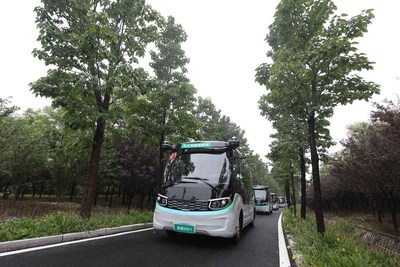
[167,199,209,211]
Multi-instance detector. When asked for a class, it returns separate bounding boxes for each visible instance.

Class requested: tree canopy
[256,0,379,233]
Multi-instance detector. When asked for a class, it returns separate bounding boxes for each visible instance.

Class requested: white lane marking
[0,228,154,257]
[278,212,291,267]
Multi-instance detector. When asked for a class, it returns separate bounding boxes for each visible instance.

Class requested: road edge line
[278,212,291,267]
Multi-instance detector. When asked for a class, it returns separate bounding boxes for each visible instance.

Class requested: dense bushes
[308,100,400,231]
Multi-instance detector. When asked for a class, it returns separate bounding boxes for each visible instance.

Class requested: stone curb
[0,222,153,253]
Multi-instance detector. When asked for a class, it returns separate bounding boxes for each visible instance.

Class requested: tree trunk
[108,184,115,208]
[158,109,167,188]
[299,148,307,219]
[291,172,297,217]
[308,111,325,234]
[105,184,111,200]
[79,117,106,219]
[3,185,9,199]
[285,178,291,207]
[32,183,36,198]
[39,180,44,199]
[389,195,398,231]
[69,180,76,201]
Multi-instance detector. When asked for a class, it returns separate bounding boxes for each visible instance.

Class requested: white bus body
[153,139,255,243]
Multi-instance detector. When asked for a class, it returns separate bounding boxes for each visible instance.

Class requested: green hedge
[0,210,153,242]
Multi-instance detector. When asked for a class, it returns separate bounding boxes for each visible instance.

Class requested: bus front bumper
[255,204,271,213]
[153,204,238,238]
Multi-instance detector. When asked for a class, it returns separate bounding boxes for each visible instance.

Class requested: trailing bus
[153,137,255,243]
[277,195,287,208]
[270,192,279,210]
[253,185,273,214]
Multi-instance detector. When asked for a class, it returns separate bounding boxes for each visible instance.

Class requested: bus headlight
[157,194,168,206]
[208,197,231,210]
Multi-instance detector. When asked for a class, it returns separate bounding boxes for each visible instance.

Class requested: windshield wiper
[182,177,219,192]
[162,180,194,189]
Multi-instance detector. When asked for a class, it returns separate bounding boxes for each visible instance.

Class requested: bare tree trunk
[299,148,307,219]
[308,111,325,234]
[39,180,44,199]
[80,117,105,219]
[158,109,167,188]
[389,194,398,231]
[108,184,115,208]
[105,184,111,200]
[291,171,297,217]
[285,178,291,208]
[69,180,76,201]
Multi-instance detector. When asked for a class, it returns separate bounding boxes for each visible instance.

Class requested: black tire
[231,213,243,244]
[166,230,177,236]
[249,209,256,227]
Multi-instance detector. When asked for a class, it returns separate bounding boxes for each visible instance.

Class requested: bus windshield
[254,189,267,200]
[164,152,231,189]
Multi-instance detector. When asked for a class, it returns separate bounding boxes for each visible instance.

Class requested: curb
[0,222,153,253]
[278,212,292,267]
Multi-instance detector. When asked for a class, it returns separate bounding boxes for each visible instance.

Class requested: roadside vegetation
[1,0,398,257]
[0,197,152,242]
[283,208,400,267]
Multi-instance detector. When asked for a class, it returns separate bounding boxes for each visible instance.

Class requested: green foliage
[0,97,19,118]
[283,209,400,266]
[30,0,162,128]
[0,210,153,242]
[194,97,251,153]
[143,15,199,144]
[257,0,380,234]
[30,0,163,218]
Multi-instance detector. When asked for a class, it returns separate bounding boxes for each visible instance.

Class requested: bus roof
[252,185,269,190]
[180,141,228,150]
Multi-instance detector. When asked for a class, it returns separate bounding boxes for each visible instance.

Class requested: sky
[1,1,399,162]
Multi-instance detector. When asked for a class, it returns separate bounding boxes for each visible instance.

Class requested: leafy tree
[146,15,199,181]
[0,109,51,199]
[247,154,271,187]
[0,98,20,195]
[330,100,400,230]
[0,97,19,118]
[195,97,251,153]
[30,0,162,218]
[114,131,158,211]
[256,0,379,233]
[41,108,90,200]
[268,134,301,215]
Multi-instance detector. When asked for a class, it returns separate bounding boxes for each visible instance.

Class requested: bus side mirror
[161,141,174,152]
[228,136,240,149]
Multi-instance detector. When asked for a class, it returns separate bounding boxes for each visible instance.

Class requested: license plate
[174,224,195,234]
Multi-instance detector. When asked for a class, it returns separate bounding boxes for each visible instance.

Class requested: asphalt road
[0,210,282,267]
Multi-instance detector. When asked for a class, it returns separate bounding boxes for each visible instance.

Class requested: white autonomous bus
[153,137,255,243]
[253,185,273,214]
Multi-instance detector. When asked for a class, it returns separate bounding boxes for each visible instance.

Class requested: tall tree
[148,16,199,181]
[0,97,19,118]
[256,0,379,233]
[30,0,162,218]
[195,96,251,155]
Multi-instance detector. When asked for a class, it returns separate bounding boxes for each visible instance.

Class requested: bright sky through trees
[1,0,399,160]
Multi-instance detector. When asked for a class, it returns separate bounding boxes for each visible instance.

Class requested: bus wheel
[166,230,177,236]
[231,214,242,244]
[249,209,256,227]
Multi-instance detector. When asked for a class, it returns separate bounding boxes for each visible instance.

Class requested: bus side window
[230,157,244,197]
[240,161,252,204]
